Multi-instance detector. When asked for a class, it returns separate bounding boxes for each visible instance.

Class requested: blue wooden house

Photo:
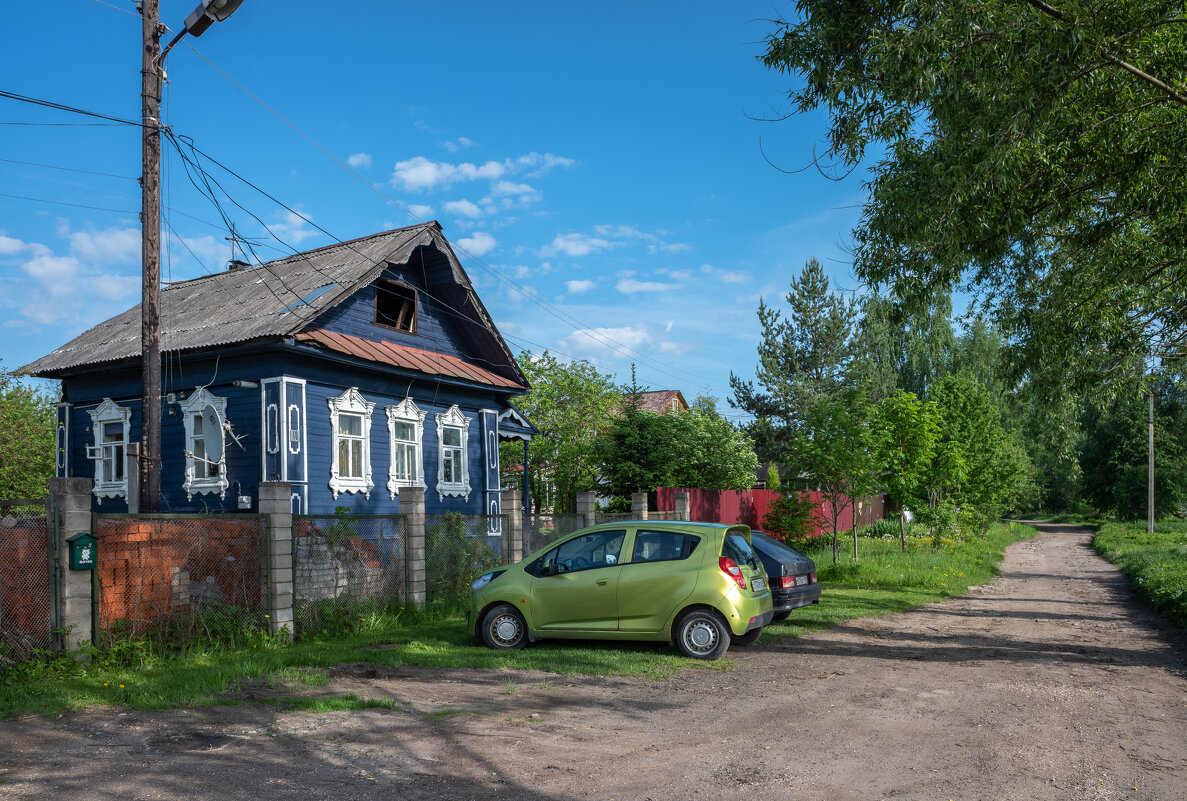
[25,222,536,517]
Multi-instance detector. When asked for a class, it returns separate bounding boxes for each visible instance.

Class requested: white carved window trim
[435,404,472,501]
[386,397,426,499]
[87,398,130,501]
[180,387,230,501]
[328,387,374,499]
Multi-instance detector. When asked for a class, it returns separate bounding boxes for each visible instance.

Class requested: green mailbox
[66,532,98,571]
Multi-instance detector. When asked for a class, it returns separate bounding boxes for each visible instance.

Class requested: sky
[0,1,871,418]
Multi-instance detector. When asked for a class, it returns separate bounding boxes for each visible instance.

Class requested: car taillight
[779,576,795,589]
[719,556,746,590]
[809,572,817,584]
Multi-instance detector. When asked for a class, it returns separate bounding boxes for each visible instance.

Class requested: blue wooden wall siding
[54,317,519,517]
[312,258,473,363]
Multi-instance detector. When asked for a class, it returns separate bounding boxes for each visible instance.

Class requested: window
[631,530,700,563]
[385,397,426,498]
[180,387,230,500]
[87,398,130,501]
[328,387,374,499]
[534,530,626,575]
[375,280,417,333]
[435,405,472,500]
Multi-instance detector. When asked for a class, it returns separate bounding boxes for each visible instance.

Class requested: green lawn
[0,522,1037,719]
[1093,521,1187,631]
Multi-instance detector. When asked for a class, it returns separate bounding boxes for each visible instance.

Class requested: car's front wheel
[675,609,730,660]
[481,604,527,650]
[730,626,763,647]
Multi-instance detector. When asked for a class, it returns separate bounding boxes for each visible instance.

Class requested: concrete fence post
[631,492,648,520]
[575,492,597,528]
[258,481,293,639]
[675,491,691,522]
[399,486,426,606]
[49,477,93,653]
[502,489,523,562]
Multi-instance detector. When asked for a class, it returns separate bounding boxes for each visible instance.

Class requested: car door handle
[596,578,609,586]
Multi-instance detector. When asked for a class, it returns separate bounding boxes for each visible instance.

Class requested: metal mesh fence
[95,515,268,649]
[0,504,53,662]
[424,514,506,612]
[292,514,406,636]
[526,514,587,554]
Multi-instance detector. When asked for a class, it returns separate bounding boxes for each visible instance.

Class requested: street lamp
[138,0,245,513]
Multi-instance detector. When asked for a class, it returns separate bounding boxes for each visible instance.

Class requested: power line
[0,192,137,215]
[0,156,136,180]
[0,89,141,127]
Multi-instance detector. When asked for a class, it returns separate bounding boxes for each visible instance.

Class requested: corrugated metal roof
[23,222,523,389]
[295,329,524,390]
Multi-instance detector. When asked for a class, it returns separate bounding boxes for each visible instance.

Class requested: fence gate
[93,514,269,645]
[0,499,55,661]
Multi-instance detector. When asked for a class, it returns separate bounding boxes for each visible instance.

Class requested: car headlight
[470,570,506,593]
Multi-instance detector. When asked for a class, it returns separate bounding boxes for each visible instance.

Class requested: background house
[25,221,534,517]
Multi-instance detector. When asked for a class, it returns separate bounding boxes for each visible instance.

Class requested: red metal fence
[656,487,888,538]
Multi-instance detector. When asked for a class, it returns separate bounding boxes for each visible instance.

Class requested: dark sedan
[750,531,821,621]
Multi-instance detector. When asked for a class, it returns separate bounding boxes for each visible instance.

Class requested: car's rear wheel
[771,611,791,623]
[481,604,527,650]
[730,626,763,647]
[675,609,730,660]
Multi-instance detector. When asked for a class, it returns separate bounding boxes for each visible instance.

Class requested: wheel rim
[490,614,522,646]
[684,617,718,655]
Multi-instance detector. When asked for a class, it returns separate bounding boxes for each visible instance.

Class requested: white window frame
[86,398,130,501]
[328,387,374,499]
[386,397,426,498]
[180,387,230,501]
[435,404,472,501]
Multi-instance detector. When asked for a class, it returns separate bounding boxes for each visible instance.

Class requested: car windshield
[721,531,761,571]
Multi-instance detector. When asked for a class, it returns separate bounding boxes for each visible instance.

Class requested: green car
[467,521,773,659]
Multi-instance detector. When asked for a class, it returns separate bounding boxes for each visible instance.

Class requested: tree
[872,391,939,550]
[0,360,57,512]
[762,2,1187,394]
[498,351,618,514]
[665,395,759,491]
[596,369,682,501]
[730,256,857,464]
[797,388,878,562]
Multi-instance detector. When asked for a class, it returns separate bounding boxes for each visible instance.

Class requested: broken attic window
[281,283,337,314]
[375,280,417,333]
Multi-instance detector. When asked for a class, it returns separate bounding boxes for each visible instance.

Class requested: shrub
[762,491,822,547]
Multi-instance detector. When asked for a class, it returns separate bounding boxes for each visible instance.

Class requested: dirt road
[2,522,1185,801]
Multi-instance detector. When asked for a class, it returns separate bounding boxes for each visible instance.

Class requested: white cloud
[391,151,574,192]
[391,156,507,192]
[441,136,475,153]
[566,279,596,294]
[616,278,679,294]
[700,263,749,284]
[270,209,318,246]
[541,233,618,258]
[347,152,373,169]
[91,273,140,301]
[0,235,32,255]
[593,224,655,241]
[657,268,692,280]
[23,255,82,295]
[406,204,434,219]
[648,242,693,255]
[444,199,486,218]
[68,227,140,264]
[457,231,497,257]
[561,325,652,357]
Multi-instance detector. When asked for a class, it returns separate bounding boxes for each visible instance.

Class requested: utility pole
[1148,389,1155,534]
[139,0,163,513]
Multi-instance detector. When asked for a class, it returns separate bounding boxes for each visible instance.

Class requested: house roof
[633,390,689,414]
[24,222,526,389]
[294,328,523,390]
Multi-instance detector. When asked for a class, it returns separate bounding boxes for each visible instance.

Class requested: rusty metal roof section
[295,329,524,390]
[23,221,526,388]
[635,390,689,414]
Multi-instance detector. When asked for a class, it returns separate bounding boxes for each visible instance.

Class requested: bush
[424,514,499,613]
[762,491,822,547]
[1094,522,1187,631]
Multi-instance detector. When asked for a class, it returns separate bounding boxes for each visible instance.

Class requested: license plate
[751,577,766,592]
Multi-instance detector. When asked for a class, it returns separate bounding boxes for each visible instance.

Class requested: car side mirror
[540,563,555,577]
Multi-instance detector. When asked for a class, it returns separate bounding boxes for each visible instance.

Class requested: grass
[0,521,1037,719]
[764,521,1038,640]
[1093,521,1187,631]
